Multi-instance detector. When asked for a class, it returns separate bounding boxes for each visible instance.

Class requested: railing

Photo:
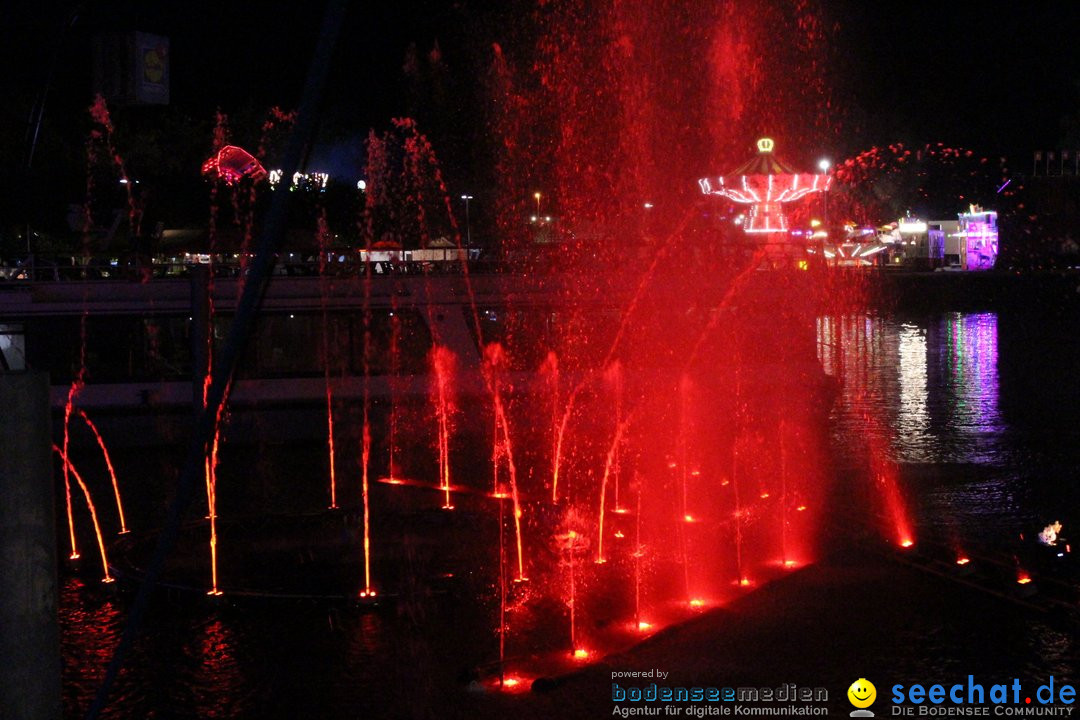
[0,255,532,285]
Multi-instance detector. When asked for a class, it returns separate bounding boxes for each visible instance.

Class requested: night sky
[2,0,1079,233]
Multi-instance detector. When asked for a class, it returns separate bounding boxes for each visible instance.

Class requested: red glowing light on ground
[613,507,630,515]
[739,578,752,587]
[796,505,807,511]
[614,531,625,539]
[683,514,696,523]
[573,649,590,659]
[637,621,653,631]
[1017,575,1032,585]
[494,675,532,693]
[956,557,971,566]
[688,599,705,608]
[759,492,770,499]
[900,539,915,548]
[783,560,798,569]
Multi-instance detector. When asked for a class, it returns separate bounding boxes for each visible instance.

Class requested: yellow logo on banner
[144,48,164,83]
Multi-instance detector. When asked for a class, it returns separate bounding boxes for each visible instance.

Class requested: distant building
[947,208,998,270]
[887,217,944,269]
[874,209,997,271]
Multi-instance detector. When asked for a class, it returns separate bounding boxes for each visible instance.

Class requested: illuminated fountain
[52,1,931,702]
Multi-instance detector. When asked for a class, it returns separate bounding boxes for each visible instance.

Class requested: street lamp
[461,194,474,256]
[818,159,831,232]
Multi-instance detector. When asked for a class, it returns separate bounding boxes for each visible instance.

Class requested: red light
[956,557,970,566]
[573,649,589,659]
[495,675,532,693]
[900,539,914,548]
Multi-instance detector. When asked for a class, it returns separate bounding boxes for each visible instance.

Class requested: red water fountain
[698,137,831,235]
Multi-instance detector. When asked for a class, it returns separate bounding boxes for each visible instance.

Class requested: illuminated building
[951,207,998,270]
[875,209,998,270]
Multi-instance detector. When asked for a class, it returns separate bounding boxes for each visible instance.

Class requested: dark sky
[3,1,1079,183]
[832,1,1080,156]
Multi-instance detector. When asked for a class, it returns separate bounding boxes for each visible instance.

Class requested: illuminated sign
[898,219,928,234]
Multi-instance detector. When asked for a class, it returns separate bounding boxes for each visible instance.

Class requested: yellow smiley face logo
[847,678,876,708]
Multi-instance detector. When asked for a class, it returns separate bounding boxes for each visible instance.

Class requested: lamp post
[461,194,474,257]
[818,159,831,231]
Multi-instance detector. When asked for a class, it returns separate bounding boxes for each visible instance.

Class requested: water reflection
[897,322,931,461]
[819,312,1007,466]
[934,313,1003,464]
